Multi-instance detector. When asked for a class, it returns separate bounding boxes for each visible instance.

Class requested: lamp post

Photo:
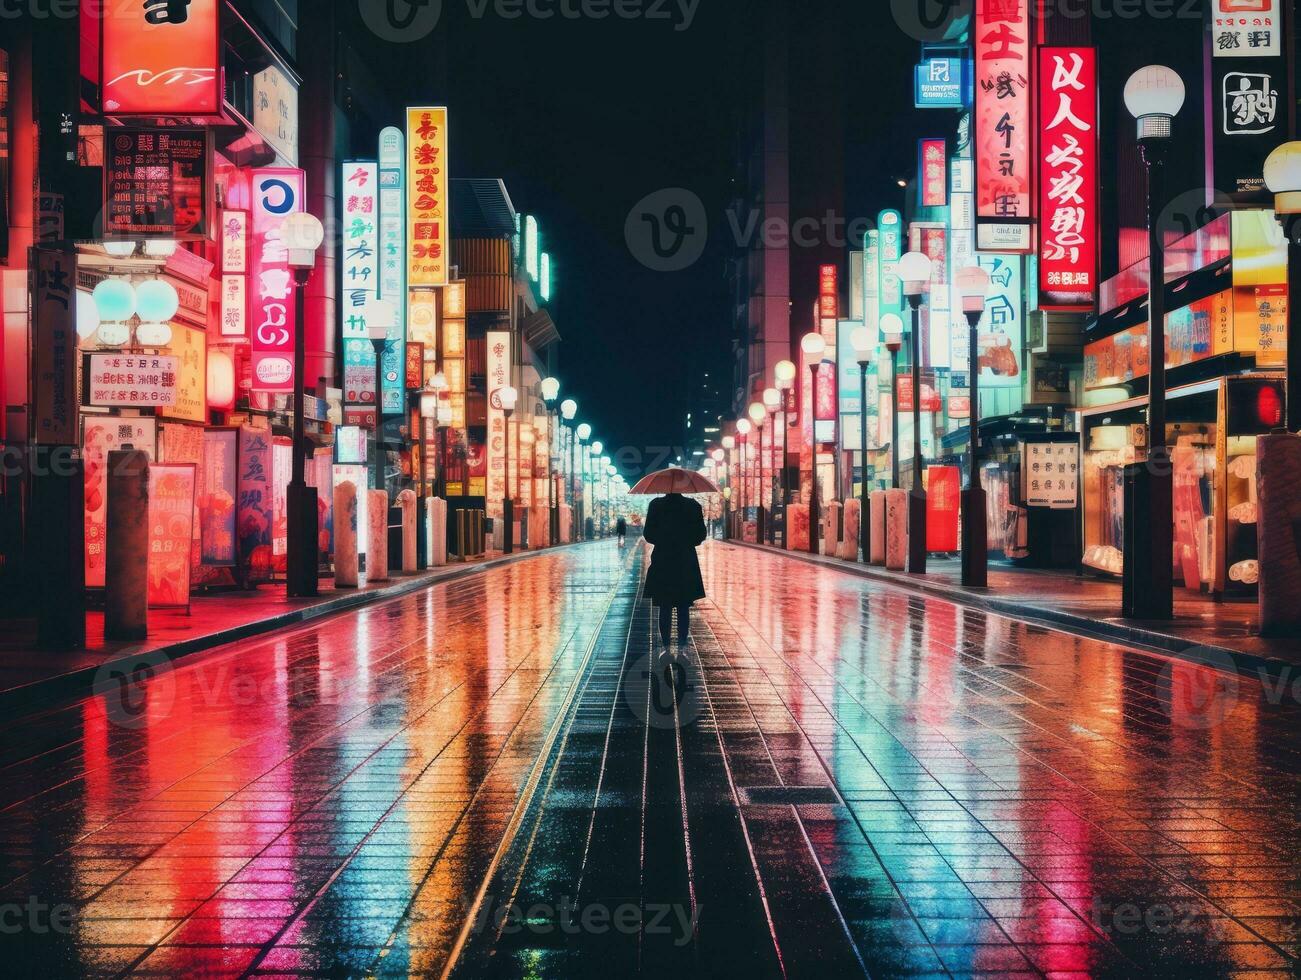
[881,314,904,490]
[499,385,519,554]
[776,359,796,547]
[801,332,827,554]
[849,326,874,563]
[282,212,324,598]
[735,418,752,538]
[722,434,735,539]
[541,377,561,545]
[898,251,933,574]
[429,372,449,498]
[1264,143,1301,431]
[957,265,992,588]
[763,386,782,545]
[576,422,591,540]
[419,385,437,501]
[710,447,725,537]
[605,462,616,533]
[561,399,578,539]
[748,401,767,542]
[366,313,391,493]
[1122,65,1184,620]
[590,440,603,536]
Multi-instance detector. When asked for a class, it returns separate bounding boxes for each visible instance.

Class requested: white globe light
[540,377,561,402]
[134,279,179,322]
[499,385,519,412]
[850,326,874,361]
[206,348,236,409]
[956,265,992,314]
[897,251,934,296]
[800,332,826,358]
[577,423,591,441]
[92,278,136,322]
[591,440,603,455]
[775,359,797,386]
[142,239,178,258]
[96,321,131,347]
[736,418,752,436]
[281,211,325,265]
[135,321,173,347]
[1264,141,1301,214]
[763,387,782,410]
[1124,66,1184,139]
[880,312,905,349]
[76,289,100,340]
[561,399,578,421]
[103,241,137,258]
[722,435,735,450]
[748,401,766,424]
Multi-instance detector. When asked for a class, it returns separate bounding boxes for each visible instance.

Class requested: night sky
[363,0,923,464]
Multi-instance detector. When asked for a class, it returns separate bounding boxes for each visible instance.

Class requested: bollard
[35,451,85,650]
[787,503,810,552]
[367,490,389,582]
[869,491,887,565]
[1258,432,1301,636]
[398,490,418,574]
[427,497,448,567]
[838,499,860,561]
[885,488,908,571]
[823,501,841,557]
[559,504,573,543]
[105,450,150,641]
[334,481,359,588]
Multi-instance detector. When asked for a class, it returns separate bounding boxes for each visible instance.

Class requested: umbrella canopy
[629,467,719,496]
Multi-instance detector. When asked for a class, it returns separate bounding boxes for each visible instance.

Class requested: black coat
[642,493,707,607]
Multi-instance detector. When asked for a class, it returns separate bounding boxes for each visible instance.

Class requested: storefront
[1079,211,1287,599]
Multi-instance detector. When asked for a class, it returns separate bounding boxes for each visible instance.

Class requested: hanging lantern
[103,241,137,258]
[142,240,178,258]
[207,349,237,410]
[76,290,100,340]
[135,321,174,347]
[92,278,136,322]
[135,278,179,322]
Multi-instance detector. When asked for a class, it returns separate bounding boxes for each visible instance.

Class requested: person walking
[615,516,627,547]
[642,492,707,660]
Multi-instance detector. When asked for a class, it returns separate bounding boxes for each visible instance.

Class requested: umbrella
[629,467,719,495]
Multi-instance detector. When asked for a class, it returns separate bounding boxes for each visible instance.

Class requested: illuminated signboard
[84,416,156,587]
[818,264,838,322]
[877,209,903,316]
[948,157,976,372]
[540,252,552,301]
[525,215,540,281]
[486,330,511,518]
[1038,47,1098,310]
[147,464,197,609]
[378,127,407,415]
[976,254,1024,389]
[86,354,179,407]
[342,161,380,411]
[1213,0,1280,57]
[104,128,208,240]
[915,57,968,108]
[406,107,449,287]
[219,209,248,337]
[101,0,221,116]
[252,64,299,165]
[249,168,305,392]
[974,0,1032,251]
[918,139,947,207]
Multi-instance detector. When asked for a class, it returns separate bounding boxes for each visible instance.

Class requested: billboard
[406,108,449,287]
[378,127,408,415]
[974,0,1032,251]
[101,0,221,116]
[249,168,305,392]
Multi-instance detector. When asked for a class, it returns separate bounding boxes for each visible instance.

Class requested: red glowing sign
[819,264,838,321]
[101,0,221,116]
[1038,47,1098,309]
[919,139,947,207]
[148,463,196,609]
[975,0,1032,226]
[249,169,304,393]
[926,465,961,552]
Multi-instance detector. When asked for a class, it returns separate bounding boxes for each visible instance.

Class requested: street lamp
[722,433,736,539]
[282,211,324,598]
[881,314,904,491]
[763,386,782,545]
[735,418,752,534]
[775,359,797,547]
[419,384,438,501]
[541,377,561,545]
[576,421,591,540]
[499,384,519,554]
[1122,65,1184,620]
[365,308,392,494]
[1263,142,1301,433]
[801,331,827,555]
[748,400,767,542]
[957,264,991,588]
[850,325,874,564]
[589,439,603,538]
[561,398,578,539]
[898,250,933,574]
[430,372,449,498]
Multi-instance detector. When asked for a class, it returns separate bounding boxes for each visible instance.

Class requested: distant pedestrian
[616,516,627,547]
[642,492,707,658]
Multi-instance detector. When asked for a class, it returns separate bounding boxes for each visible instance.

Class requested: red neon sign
[101,0,222,116]
[249,169,305,393]
[1038,47,1098,309]
[819,264,838,321]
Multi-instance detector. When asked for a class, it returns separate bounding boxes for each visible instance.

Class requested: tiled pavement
[1,541,1297,978]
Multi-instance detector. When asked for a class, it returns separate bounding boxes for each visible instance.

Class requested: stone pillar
[333,481,359,588]
[559,504,573,543]
[837,499,860,561]
[427,497,448,567]
[398,489,418,573]
[823,501,841,557]
[105,450,150,641]
[869,491,887,565]
[367,490,389,582]
[885,488,908,571]
[787,503,810,552]
[1258,432,1301,636]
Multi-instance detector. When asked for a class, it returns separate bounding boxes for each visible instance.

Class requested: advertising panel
[1038,47,1098,309]
[101,0,221,116]
[83,416,156,588]
[86,354,179,408]
[200,428,238,566]
[974,0,1032,250]
[33,249,77,445]
[249,168,305,392]
[919,139,947,207]
[238,426,274,580]
[976,254,1024,388]
[486,330,511,518]
[162,324,207,422]
[378,127,407,415]
[147,464,197,609]
[406,108,449,287]
[915,57,968,108]
[105,128,208,240]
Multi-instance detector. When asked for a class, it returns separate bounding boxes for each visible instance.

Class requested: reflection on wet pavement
[1,541,1297,978]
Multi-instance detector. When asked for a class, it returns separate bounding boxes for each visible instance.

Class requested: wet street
[2,541,1298,979]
